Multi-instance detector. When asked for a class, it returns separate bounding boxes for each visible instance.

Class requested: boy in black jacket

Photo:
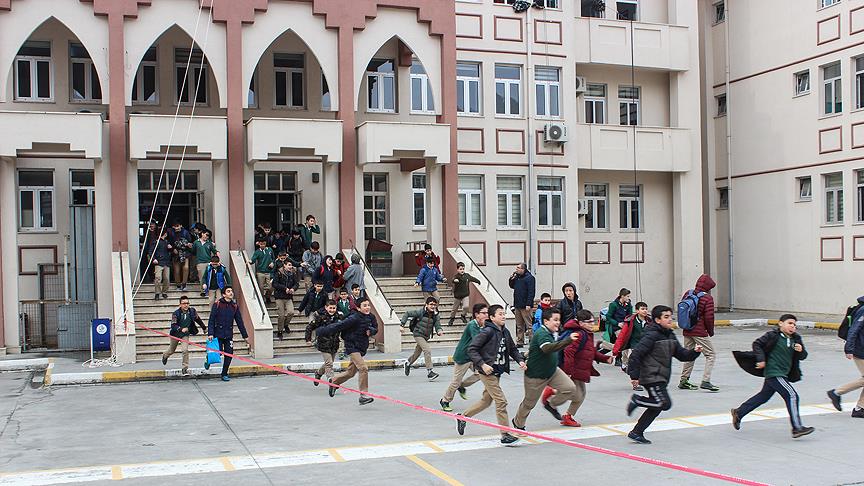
[731,314,814,438]
[298,281,328,317]
[625,305,702,444]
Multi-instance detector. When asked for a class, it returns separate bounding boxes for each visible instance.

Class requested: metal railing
[238,248,269,323]
[456,242,511,308]
[349,240,395,319]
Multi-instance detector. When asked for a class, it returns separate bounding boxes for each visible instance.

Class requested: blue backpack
[677,290,706,330]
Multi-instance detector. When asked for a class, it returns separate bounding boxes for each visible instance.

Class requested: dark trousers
[737,376,803,430]
[630,383,672,435]
[218,338,234,377]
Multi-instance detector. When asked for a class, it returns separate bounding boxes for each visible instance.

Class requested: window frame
[855,57,864,110]
[819,0,840,9]
[69,43,102,103]
[412,172,427,229]
[132,47,159,105]
[794,70,810,97]
[585,83,607,124]
[618,184,643,231]
[822,61,842,115]
[174,48,208,106]
[584,183,609,231]
[410,64,435,114]
[495,64,522,117]
[616,0,639,21]
[366,59,396,114]
[715,93,727,117]
[537,176,565,228]
[713,1,725,24]
[856,170,864,223]
[363,173,389,241]
[824,172,844,225]
[457,62,482,116]
[14,41,54,103]
[618,85,640,126]
[534,66,561,119]
[797,176,813,202]
[496,176,524,229]
[717,187,729,210]
[273,53,305,109]
[458,175,484,229]
[18,170,55,232]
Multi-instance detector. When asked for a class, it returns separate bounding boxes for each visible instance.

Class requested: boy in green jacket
[449,262,481,326]
[192,231,218,284]
[401,297,443,381]
[251,239,275,304]
[440,303,488,411]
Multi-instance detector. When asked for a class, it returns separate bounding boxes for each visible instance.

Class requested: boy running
[305,300,344,385]
[440,303,488,412]
[449,262,480,326]
[401,297,443,381]
[317,298,378,405]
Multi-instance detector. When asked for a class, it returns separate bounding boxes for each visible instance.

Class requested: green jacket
[299,224,321,249]
[453,319,484,364]
[525,325,571,379]
[251,247,275,274]
[400,308,441,339]
[192,240,217,264]
[451,272,481,300]
[604,299,633,342]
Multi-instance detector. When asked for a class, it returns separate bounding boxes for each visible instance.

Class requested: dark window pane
[275,71,287,106]
[177,67,189,102]
[91,64,102,100]
[496,82,505,113]
[19,41,51,57]
[456,80,465,112]
[183,171,198,190]
[412,77,423,111]
[282,173,296,190]
[71,170,94,187]
[69,43,90,59]
[39,190,53,228]
[36,60,50,98]
[138,171,151,190]
[539,194,548,226]
[17,60,31,98]
[19,170,53,186]
[143,65,156,102]
[254,173,265,191]
[552,195,562,226]
[267,173,280,190]
[363,175,373,192]
[72,62,86,100]
[469,81,479,113]
[194,67,207,103]
[274,53,304,68]
[20,191,34,227]
[291,71,304,106]
[72,189,89,205]
[368,75,379,109]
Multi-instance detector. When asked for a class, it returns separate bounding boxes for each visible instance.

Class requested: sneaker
[678,380,698,390]
[277,332,284,341]
[626,397,638,417]
[154,293,161,300]
[328,379,337,398]
[221,375,231,382]
[614,356,622,367]
[404,362,411,376]
[181,368,189,376]
[792,426,815,439]
[460,315,467,324]
[457,386,468,400]
[440,399,452,412]
[448,318,455,326]
[176,285,182,290]
[851,407,864,418]
[511,418,525,432]
[543,401,562,421]
[731,408,741,430]
[313,371,322,386]
[633,384,644,391]
[204,360,210,371]
[359,396,374,406]
[162,293,168,299]
[161,355,168,366]
[700,381,720,392]
[200,291,207,297]
[181,284,187,291]
[456,414,466,435]
[500,433,520,445]
[827,389,842,411]
[560,414,581,427]
[627,431,651,444]
[427,370,439,382]
[541,386,556,405]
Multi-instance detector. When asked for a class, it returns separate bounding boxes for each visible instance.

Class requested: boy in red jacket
[542,309,613,427]
[679,274,719,392]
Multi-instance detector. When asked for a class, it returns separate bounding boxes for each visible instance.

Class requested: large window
[175,48,208,105]
[584,183,608,230]
[18,170,54,231]
[616,0,638,20]
[363,174,388,240]
[70,43,101,103]
[457,62,481,115]
[274,53,304,108]
[856,57,864,110]
[823,62,842,115]
[496,176,523,228]
[410,61,435,113]
[794,70,810,96]
[15,41,52,102]
[458,175,483,228]
[619,86,640,125]
[367,59,396,113]
[412,173,426,228]
[70,170,95,206]
[824,172,844,224]
[585,83,606,124]
[538,177,564,227]
[619,184,642,230]
[495,64,521,116]
[132,47,158,105]
[535,66,560,118]
[581,0,606,18]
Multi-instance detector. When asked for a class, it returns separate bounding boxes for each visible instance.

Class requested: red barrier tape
[132,321,769,486]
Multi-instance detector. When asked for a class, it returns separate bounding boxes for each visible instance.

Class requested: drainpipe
[526,7,537,273]
[724,1,735,310]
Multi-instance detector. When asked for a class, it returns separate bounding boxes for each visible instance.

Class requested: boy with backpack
[625,305,702,444]
[305,300,344,385]
[613,302,650,390]
[401,297,443,381]
[678,274,720,392]
[298,281,328,317]
[827,296,864,418]
[731,314,814,438]
[440,303,488,412]
[449,262,480,326]
[531,293,553,334]
[201,256,232,307]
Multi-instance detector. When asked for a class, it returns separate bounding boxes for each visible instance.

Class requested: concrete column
[337,27,357,249]
[243,161,255,252]
[0,157,18,353]
[426,163,444,253]
[94,154,114,320]
[225,19,245,250]
[107,13,128,254]
[437,15,459,259]
[323,162,341,254]
[126,160,140,281]
[212,160,230,250]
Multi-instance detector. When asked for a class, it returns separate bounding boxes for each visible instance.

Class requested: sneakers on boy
[500,433,520,445]
[161,355,168,366]
[427,370,439,381]
[457,386,468,400]
[404,362,411,376]
[448,317,455,326]
[511,418,525,432]
[359,395,374,406]
[328,379,337,398]
[313,370,322,386]
[456,414,466,435]
[827,389,842,411]
[626,397,638,417]
[731,408,741,430]
[220,375,231,382]
[700,381,720,392]
[560,414,581,427]
[440,399,452,412]
[627,432,651,444]
[543,401,562,421]
[154,293,161,300]
[678,379,698,390]
[851,407,864,418]
[792,426,815,438]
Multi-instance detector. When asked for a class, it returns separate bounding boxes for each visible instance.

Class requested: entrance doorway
[253,171,300,232]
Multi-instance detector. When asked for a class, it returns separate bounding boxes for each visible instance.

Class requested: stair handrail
[455,242,511,308]
[348,240,395,319]
[238,248,268,323]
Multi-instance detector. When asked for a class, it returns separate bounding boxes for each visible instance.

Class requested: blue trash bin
[92,319,111,352]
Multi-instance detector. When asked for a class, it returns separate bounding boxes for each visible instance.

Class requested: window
[619,184,642,230]
[322,75,332,111]
[367,59,396,113]
[535,66,560,118]
[858,171,864,222]
[495,64,521,116]
[496,176,523,228]
[856,57,864,110]
[619,86,640,125]
[718,187,729,210]
[713,1,725,23]
[581,0,606,18]
[18,170,54,231]
[457,62,481,115]
[14,41,52,101]
[175,48,208,105]
[538,177,564,227]
[794,70,810,96]
[617,0,638,20]
[363,174,388,240]
[71,170,95,205]
[458,175,483,228]
[823,62,842,115]
[253,171,297,192]
[797,176,812,201]
[820,0,840,8]
[412,173,426,228]
[584,183,608,230]
[825,172,844,224]
[585,83,607,124]
[504,0,559,8]
[410,61,435,113]
[716,93,727,116]
[132,47,158,105]
[138,169,199,191]
[69,43,101,102]
[274,53,304,108]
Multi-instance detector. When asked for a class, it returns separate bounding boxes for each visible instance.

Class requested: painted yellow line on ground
[675,417,705,427]
[110,466,123,480]
[406,455,464,486]
[327,449,346,462]
[220,457,235,472]
[423,441,446,453]
[596,425,627,435]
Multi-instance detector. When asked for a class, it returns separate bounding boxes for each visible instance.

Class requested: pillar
[426,163,444,254]
[225,19,246,250]
[212,160,230,250]
[437,10,459,274]
[106,12,128,253]
[0,157,17,353]
[337,27,357,249]
[323,162,341,254]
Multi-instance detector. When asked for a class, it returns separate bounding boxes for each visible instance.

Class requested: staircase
[132,284,250,362]
[265,289,317,355]
[375,277,467,349]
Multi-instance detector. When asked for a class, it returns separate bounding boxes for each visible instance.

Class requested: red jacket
[612,314,646,356]
[415,252,441,270]
[333,261,349,289]
[682,274,716,338]
[561,321,610,383]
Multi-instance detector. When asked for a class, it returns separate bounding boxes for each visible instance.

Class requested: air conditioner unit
[577,198,589,216]
[575,76,588,95]
[544,123,569,143]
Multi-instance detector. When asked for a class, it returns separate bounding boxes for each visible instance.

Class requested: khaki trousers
[256,272,271,298]
[173,259,189,286]
[464,373,510,434]
[196,263,209,283]
[162,339,189,371]
[208,289,222,307]
[317,352,335,379]
[514,307,533,344]
[153,265,170,293]
[681,335,715,383]
[407,336,433,370]
[332,352,369,392]
[422,290,440,300]
[836,357,864,408]
[450,296,469,319]
[275,298,295,331]
[443,361,481,402]
[514,368,581,427]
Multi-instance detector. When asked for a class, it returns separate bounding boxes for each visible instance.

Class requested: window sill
[497,227,527,231]
[714,114,727,119]
[70,99,103,104]
[795,198,813,203]
[132,101,160,107]
[716,207,728,211]
[821,223,845,228]
[273,105,307,111]
[459,226,486,232]
[818,112,843,120]
[619,228,643,233]
[410,111,437,116]
[852,106,864,114]
[495,114,525,120]
[458,112,484,118]
[18,229,58,234]
[792,91,810,99]
[817,3,841,12]
[366,110,397,115]
[538,226,566,231]
[13,98,55,103]
[412,227,427,231]
[584,228,610,233]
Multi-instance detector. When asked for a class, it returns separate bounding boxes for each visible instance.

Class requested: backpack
[676,290,706,330]
[839,303,864,340]
[409,316,420,332]
[557,328,589,368]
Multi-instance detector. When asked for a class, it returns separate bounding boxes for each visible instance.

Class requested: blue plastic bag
[204,337,222,370]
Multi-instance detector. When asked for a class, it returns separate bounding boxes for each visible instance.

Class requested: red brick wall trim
[18,245,59,276]
[585,241,610,265]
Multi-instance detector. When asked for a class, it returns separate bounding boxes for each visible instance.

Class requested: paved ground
[1,326,863,486]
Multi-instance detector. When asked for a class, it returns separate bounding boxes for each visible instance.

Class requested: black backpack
[839,303,863,340]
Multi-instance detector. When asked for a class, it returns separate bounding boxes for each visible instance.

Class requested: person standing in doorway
[161,295,206,375]
[401,297,443,381]
[299,214,321,250]
[828,297,864,418]
[147,230,172,300]
[207,287,249,382]
[317,298,378,405]
[679,274,720,392]
[449,262,480,326]
[251,239,275,304]
[508,263,536,347]
[440,303,488,412]
[271,259,299,339]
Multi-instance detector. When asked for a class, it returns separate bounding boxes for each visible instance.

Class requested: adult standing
[679,274,720,392]
[206,287,249,382]
[508,263,536,347]
[828,296,864,418]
